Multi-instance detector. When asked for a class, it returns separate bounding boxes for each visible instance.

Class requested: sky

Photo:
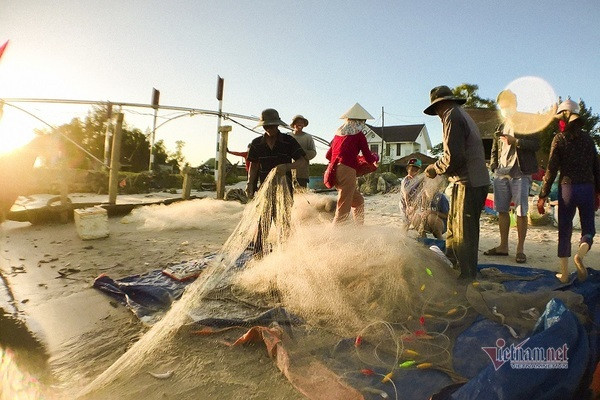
[1,0,599,167]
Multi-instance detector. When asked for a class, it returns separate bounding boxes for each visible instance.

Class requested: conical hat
[339,103,374,120]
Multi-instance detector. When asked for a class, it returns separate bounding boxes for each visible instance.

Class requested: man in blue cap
[399,158,449,239]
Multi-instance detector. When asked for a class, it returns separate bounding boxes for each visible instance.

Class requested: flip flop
[516,253,527,264]
[483,248,509,256]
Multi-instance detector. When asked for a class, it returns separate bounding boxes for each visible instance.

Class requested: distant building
[463,107,501,162]
[365,124,432,164]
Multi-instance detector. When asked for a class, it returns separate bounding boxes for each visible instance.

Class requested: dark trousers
[446,183,488,279]
[557,183,596,257]
[253,182,293,255]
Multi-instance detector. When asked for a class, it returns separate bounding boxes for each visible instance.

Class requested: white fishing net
[79,170,523,399]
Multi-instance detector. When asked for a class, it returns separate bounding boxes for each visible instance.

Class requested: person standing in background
[326,103,378,224]
[289,115,317,189]
[485,90,540,264]
[538,99,600,283]
[423,86,490,280]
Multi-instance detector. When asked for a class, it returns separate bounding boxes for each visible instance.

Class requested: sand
[1,187,598,399]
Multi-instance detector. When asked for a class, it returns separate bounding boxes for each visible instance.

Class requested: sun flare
[0,107,38,156]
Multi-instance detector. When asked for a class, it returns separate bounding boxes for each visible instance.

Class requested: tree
[52,105,111,169]
[578,99,600,148]
[44,106,175,172]
[430,142,444,156]
[452,83,496,109]
[120,127,150,171]
[166,140,186,173]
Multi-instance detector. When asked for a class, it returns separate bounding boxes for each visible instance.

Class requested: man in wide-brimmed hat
[423,85,489,280]
[246,108,307,255]
[290,114,316,189]
[247,108,307,197]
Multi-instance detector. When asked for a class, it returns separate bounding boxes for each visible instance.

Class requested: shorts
[493,175,532,216]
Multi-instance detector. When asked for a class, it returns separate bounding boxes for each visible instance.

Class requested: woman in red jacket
[326,103,379,224]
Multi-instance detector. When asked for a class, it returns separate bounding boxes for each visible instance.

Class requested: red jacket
[326,132,377,170]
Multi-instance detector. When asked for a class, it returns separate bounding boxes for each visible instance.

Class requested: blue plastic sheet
[94,259,600,400]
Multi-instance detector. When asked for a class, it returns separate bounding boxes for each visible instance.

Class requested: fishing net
[398,173,450,240]
[78,169,565,399]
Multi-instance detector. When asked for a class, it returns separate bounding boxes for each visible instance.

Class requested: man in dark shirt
[246,108,306,196]
[423,86,490,280]
[246,108,306,255]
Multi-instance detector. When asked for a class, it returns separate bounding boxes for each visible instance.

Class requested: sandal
[483,248,509,256]
[515,253,527,264]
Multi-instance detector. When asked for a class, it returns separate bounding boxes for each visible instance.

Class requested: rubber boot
[556,257,570,284]
[574,243,589,282]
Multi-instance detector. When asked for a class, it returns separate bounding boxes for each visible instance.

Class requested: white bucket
[74,207,110,240]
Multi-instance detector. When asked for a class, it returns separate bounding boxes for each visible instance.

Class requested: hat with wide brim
[423,86,466,115]
[255,108,287,128]
[340,103,374,120]
[290,115,309,126]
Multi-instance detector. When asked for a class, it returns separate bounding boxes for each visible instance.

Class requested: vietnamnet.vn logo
[482,338,569,370]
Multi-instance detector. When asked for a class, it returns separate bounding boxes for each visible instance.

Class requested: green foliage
[452,83,496,109]
[308,163,327,176]
[120,127,150,171]
[430,142,444,156]
[45,106,182,173]
[578,99,600,148]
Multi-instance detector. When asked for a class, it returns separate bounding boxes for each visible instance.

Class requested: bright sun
[0,106,38,156]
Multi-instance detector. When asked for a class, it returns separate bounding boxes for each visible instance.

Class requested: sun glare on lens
[0,108,38,156]
[498,76,558,134]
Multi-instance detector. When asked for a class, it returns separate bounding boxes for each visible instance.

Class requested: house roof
[366,124,426,143]
[394,152,438,166]
[463,107,501,139]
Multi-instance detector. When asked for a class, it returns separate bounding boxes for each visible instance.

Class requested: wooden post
[214,76,224,184]
[108,113,124,205]
[149,88,160,171]
[216,125,231,199]
[102,103,113,171]
[182,165,192,200]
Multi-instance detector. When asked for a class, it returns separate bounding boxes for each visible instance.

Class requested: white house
[364,124,432,163]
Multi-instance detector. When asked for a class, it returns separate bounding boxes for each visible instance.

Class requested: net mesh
[77,170,490,398]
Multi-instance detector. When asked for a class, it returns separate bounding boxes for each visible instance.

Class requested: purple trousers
[557,183,596,257]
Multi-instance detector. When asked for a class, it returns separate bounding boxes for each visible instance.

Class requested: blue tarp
[94,260,600,400]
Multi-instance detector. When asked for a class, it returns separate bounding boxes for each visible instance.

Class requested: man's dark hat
[423,85,466,115]
[255,108,286,128]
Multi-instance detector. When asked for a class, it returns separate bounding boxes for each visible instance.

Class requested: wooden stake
[108,113,124,205]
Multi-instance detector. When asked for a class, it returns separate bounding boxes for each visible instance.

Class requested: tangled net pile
[80,171,473,398]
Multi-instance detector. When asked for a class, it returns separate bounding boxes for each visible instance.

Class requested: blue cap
[407,158,422,168]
